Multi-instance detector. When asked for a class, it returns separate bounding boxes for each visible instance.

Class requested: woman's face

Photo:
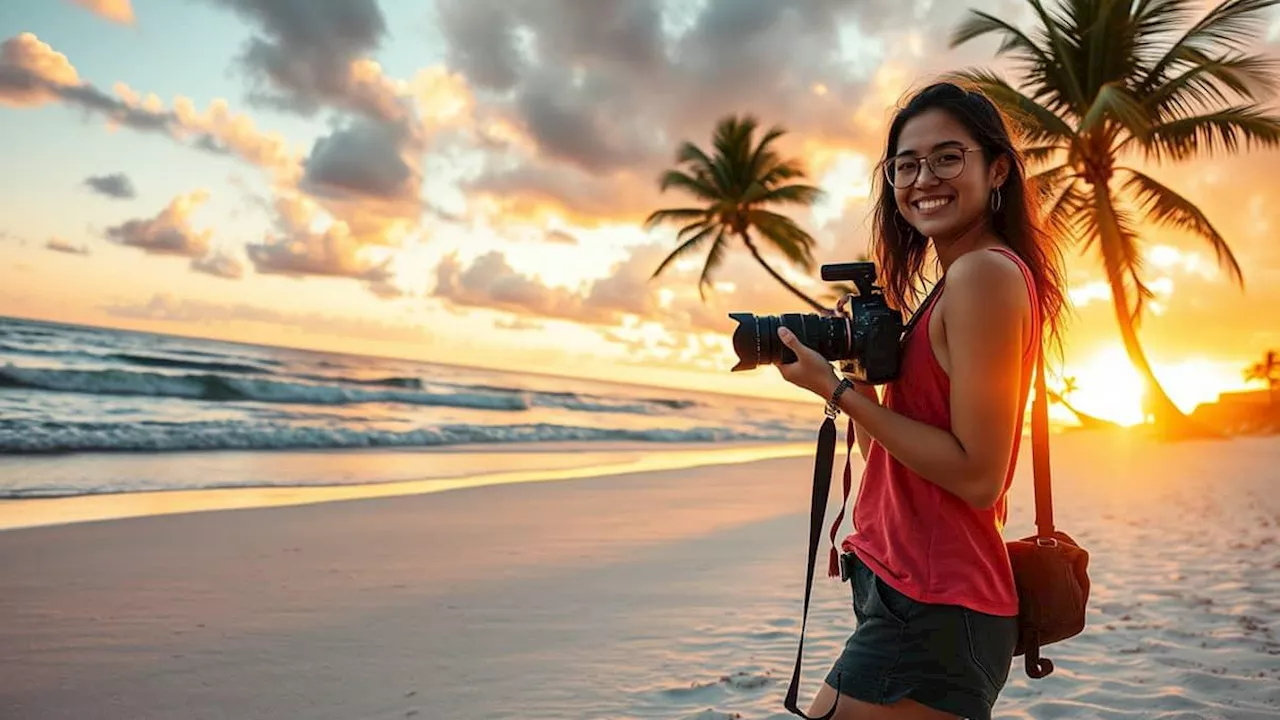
[889,108,1006,242]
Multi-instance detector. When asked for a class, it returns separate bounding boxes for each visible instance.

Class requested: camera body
[728,262,905,384]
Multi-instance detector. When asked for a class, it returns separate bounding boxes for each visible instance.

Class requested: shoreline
[3,432,1277,719]
[0,440,816,532]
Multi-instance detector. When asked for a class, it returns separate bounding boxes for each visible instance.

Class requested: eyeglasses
[883,147,979,188]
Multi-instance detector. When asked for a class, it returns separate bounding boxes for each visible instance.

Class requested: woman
[775,81,1068,720]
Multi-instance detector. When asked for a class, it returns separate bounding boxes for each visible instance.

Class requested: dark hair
[869,80,1068,352]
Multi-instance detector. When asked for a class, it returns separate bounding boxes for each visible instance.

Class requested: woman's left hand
[775,327,839,398]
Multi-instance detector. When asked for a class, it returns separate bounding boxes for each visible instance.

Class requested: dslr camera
[728,262,904,384]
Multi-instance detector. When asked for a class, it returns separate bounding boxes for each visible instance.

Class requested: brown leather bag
[1006,343,1091,678]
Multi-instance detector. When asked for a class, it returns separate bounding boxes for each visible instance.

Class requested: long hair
[869,80,1068,352]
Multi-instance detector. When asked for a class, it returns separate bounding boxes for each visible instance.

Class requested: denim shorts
[824,552,1018,720]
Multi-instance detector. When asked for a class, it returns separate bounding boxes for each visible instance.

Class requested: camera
[728,262,905,384]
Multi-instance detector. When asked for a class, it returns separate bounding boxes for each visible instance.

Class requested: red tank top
[842,246,1039,617]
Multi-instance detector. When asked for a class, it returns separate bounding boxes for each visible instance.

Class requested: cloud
[190,248,246,280]
[67,0,135,24]
[0,33,170,132]
[197,3,485,250]
[431,241,770,335]
[83,172,136,199]
[106,190,213,257]
[45,237,90,255]
[545,229,577,245]
[303,118,418,201]
[204,0,406,122]
[104,293,428,344]
[298,116,425,240]
[170,96,303,184]
[244,192,396,293]
[1,33,303,184]
[428,0,899,223]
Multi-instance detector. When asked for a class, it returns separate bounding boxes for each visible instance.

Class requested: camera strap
[784,278,945,719]
[783,411,852,720]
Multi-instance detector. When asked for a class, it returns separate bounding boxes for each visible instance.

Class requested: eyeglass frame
[882,146,981,189]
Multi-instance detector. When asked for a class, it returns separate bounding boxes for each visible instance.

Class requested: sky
[1,0,1279,424]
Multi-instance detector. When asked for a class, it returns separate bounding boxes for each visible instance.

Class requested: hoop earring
[990,186,1003,212]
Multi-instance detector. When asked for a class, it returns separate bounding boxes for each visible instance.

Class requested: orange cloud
[68,0,134,24]
[244,191,396,292]
[106,190,214,258]
[46,237,90,255]
[0,33,82,107]
[171,95,303,185]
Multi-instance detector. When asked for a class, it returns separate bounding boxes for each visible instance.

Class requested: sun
[1061,346,1147,426]
[1059,344,1256,427]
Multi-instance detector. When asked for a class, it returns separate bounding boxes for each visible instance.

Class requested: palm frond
[1043,179,1090,244]
[1146,51,1280,120]
[1119,167,1245,285]
[748,125,787,182]
[947,68,1080,148]
[696,230,729,301]
[674,141,733,198]
[1024,0,1090,114]
[747,210,817,270]
[649,223,718,281]
[1134,105,1280,161]
[754,183,824,207]
[1081,82,1152,140]
[1021,143,1070,166]
[643,207,710,232]
[657,170,722,203]
[757,159,807,187]
[950,10,1053,66]
[1138,0,1280,93]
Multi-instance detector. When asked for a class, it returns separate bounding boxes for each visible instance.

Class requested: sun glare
[1062,346,1148,426]
[1061,344,1256,426]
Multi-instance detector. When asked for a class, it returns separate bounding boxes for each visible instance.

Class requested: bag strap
[1030,340,1054,538]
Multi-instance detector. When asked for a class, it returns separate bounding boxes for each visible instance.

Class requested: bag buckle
[1036,536,1058,548]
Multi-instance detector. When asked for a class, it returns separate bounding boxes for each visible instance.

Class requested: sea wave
[0,343,277,375]
[0,419,808,455]
[0,364,705,417]
[0,364,529,410]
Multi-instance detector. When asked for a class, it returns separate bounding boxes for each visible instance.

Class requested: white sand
[1,430,1278,719]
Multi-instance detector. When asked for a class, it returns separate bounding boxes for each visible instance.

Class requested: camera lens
[729,312,851,371]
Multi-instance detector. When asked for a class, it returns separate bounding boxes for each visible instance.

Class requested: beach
[3,429,1279,719]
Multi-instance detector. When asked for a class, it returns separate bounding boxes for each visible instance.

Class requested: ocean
[0,316,818,499]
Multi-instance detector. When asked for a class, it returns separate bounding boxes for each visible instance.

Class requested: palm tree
[645,115,828,311]
[949,0,1280,438]
[1244,349,1279,405]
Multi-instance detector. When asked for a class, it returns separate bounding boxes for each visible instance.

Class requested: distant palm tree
[645,115,828,311]
[950,0,1280,438]
[1048,374,1124,429]
[1244,349,1279,405]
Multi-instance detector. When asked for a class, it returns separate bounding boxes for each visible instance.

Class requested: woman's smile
[911,194,955,215]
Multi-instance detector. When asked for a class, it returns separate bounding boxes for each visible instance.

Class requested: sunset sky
[2,0,1279,424]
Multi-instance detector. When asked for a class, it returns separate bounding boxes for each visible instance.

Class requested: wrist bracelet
[824,377,855,418]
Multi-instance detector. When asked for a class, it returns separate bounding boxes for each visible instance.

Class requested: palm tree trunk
[1092,189,1216,440]
[738,232,829,312]
[1105,259,1222,439]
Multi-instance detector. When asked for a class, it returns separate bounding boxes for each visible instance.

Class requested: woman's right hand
[835,293,858,316]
